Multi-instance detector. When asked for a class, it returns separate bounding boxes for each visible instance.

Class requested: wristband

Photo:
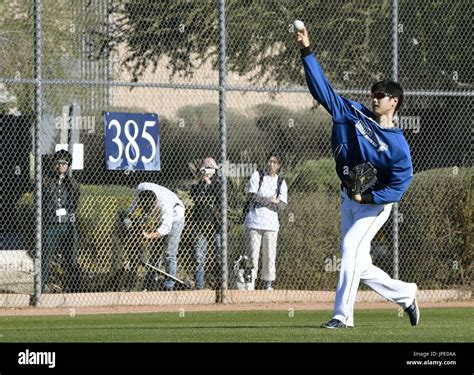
[300,46,312,57]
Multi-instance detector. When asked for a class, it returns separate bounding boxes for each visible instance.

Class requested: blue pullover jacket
[301,48,413,204]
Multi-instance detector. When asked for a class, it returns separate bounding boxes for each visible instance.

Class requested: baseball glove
[345,162,377,195]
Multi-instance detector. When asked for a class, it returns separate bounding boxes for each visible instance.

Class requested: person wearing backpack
[242,151,288,290]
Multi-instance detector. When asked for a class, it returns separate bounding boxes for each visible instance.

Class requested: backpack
[241,170,283,223]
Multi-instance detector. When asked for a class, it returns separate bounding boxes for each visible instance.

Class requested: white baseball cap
[200,157,219,170]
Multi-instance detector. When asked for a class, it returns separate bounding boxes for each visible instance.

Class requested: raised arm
[296,26,351,121]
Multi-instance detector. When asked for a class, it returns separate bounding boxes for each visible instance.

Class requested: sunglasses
[371,92,393,100]
[56,161,69,166]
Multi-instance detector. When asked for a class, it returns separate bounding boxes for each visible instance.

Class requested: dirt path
[0,300,472,317]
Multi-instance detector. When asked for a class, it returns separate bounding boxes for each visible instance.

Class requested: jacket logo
[355,121,388,152]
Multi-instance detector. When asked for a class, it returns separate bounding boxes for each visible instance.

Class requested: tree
[89,0,392,87]
[398,0,472,91]
[0,0,83,115]
[90,0,472,91]
[87,0,472,176]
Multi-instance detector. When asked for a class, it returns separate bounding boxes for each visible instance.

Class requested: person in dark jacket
[190,157,221,290]
[42,150,81,292]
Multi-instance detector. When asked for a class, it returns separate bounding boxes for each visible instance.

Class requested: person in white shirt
[128,182,185,291]
[243,151,288,290]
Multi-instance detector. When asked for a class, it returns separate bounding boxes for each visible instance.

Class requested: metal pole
[391,0,399,83]
[391,0,400,280]
[217,0,228,303]
[32,0,43,306]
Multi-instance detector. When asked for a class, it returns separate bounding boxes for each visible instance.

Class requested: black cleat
[321,319,347,329]
[405,299,420,326]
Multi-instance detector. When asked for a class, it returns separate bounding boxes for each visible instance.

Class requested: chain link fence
[0,0,472,308]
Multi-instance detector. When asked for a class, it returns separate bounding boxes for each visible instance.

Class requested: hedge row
[17,165,472,291]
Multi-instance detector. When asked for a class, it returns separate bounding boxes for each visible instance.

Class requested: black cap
[54,149,72,164]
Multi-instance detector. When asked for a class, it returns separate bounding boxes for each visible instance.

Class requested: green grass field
[0,307,472,342]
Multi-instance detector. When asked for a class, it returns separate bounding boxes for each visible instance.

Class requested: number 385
[107,119,157,164]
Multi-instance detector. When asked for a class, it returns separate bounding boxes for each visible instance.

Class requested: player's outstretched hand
[296,27,310,49]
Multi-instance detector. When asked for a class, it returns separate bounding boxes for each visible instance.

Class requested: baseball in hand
[293,19,305,31]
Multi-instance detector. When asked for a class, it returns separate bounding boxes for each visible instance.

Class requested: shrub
[226,158,342,290]
[275,190,341,290]
[284,158,339,194]
[17,166,472,292]
[398,167,472,289]
[77,185,135,273]
[227,165,473,291]
[19,185,135,291]
[250,103,332,167]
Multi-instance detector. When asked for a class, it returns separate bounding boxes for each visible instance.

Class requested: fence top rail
[1,78,473,97]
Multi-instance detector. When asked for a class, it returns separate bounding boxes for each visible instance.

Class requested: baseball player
[296,25,419,328]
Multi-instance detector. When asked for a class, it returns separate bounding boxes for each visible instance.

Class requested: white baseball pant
[333,192,417,327]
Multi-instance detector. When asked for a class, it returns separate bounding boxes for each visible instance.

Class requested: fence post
[32,0,43,306]
[391,0,400,280]
[217,0,229,302]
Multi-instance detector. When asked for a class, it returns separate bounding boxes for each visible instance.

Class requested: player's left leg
[360,249,419,325]
[360,264,417,308]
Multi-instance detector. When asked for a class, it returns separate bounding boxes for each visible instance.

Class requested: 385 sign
[103,112,160,171]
